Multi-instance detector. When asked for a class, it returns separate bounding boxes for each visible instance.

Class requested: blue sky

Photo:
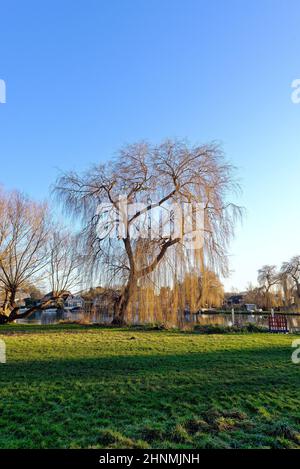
[0,0,300,290]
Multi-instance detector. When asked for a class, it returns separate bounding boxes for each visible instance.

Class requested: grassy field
[0,324,299,449]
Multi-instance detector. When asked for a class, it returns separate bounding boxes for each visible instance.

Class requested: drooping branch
[137,238,181,278]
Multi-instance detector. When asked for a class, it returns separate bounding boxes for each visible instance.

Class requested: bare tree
[281,256,300,305]
[0,191,51,322]
[56,139,242,325]
[47,229,81,296]
[0,190,81,324]
[257,265,280,309]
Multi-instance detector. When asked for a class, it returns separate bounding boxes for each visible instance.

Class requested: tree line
[245,259,300,310]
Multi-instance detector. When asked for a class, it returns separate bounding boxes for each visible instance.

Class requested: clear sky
[1,0,300,291]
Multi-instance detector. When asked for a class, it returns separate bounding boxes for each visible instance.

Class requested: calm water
[16,309,300,332]
[196,313,300,332]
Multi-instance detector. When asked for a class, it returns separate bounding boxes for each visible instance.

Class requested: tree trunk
[112,276,137,326]
[296,282,300,305]
[0,314,9,325]
[2,290,10,316]
[0,289,17,324]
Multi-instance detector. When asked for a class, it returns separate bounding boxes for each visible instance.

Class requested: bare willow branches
[47,229,81,296]
[254,258,300,310]
[0,189,82,323]
[0,191,49,314]
[56,139,242,324]
[281,256,300,304]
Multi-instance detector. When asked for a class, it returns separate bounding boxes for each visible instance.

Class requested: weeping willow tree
[56,139,241,326]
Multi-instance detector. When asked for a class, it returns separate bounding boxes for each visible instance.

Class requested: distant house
[92,290,120,322]
[226,294,245,306]
[93,290,119,310]
[65,295,84,309]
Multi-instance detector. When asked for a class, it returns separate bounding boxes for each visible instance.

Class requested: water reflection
[16,309,300,332]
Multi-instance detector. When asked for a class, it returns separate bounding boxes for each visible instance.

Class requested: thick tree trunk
[111,236,180,326]
[112,276,137,326]
[0,289,18,324]
[296,282,300,304]
[0,314,9,325]
[2,290,11,316]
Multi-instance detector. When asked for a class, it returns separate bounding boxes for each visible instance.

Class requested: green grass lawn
[0,324,299,449]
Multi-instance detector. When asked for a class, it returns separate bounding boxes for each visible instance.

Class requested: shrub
[193,324,268,334]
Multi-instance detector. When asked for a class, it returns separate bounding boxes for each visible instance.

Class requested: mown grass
[0,324,299,449]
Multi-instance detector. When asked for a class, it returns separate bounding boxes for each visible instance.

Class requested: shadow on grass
[1,345,296,387]
[0,343,299,449]
[0,324,185,335]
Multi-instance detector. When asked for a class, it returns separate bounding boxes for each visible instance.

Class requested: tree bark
[111,238,181,326]
[295,281,300,303]
[112,275,137,326]
[111,236,137,326]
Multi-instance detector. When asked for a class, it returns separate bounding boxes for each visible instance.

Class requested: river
[16,309,300,332]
